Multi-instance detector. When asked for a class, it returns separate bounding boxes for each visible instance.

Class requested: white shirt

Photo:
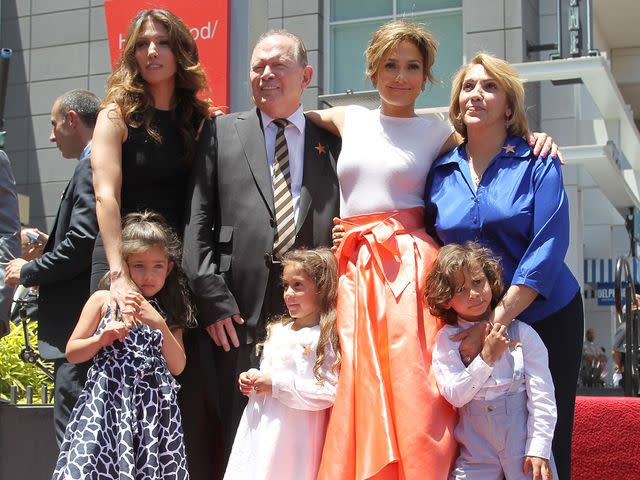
[337,105,453,217]
[260,105,305,224]
[432,318,557,459]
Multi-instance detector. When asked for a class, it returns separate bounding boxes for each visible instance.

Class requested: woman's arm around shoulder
[432,325,494,408]
[66,290,123,364]
[92,104,137,311]
[305,106,347,137]
[437,131,464,158]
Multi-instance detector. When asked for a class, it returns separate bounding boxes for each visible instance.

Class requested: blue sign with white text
[596,282,626,306]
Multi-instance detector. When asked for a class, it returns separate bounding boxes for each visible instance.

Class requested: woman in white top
[309,20,555,480]
[310,21,459,480]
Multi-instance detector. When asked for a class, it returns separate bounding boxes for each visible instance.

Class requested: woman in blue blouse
[425,53,582,479]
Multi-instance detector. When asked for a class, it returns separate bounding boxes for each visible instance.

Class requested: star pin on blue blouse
[425,135,579,325]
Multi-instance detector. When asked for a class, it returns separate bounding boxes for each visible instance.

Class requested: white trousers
[451,390,558,480]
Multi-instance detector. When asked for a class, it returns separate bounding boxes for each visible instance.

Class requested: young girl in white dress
[223,248,340,480]
[425,242,558,480]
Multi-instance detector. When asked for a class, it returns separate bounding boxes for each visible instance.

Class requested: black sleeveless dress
[90,109,190,291]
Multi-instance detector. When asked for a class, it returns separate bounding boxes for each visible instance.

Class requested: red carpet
[572,396,640,479]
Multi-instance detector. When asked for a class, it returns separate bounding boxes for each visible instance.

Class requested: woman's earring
[505,111,512,127]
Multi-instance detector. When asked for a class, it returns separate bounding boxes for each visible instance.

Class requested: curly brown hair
[261,248,340,384]
[424,242,504,325]
[102,9,210,166]
[121,211,196,329]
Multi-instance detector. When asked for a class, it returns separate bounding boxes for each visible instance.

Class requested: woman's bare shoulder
[95,103,127,141]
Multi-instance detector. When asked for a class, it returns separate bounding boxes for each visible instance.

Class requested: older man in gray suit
[182,30,340,478]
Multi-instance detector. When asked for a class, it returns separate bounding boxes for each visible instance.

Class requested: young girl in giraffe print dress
[52,212,195,480]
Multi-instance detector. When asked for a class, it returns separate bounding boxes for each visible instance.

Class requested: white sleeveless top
[337,105,453,217]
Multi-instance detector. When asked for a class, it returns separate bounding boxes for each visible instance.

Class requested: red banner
[103,0,229,108]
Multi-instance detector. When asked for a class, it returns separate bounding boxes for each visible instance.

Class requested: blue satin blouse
[425,135,579,325]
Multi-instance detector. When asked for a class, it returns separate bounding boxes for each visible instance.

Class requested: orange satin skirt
[318,207,457,480]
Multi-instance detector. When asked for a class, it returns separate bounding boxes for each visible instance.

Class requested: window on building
[328,0,462,108]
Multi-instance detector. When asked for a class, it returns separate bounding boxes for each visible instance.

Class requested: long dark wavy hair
[121,211,196,329]
[102,9,210,166]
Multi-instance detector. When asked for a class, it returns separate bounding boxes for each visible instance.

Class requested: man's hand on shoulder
[206,314,245,351]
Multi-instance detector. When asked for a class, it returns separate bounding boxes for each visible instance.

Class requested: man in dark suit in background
[182,30,340,477]
[5,89,100,445]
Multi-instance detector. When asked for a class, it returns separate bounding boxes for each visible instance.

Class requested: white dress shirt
[260,105,305,225]
[432,318,557,459]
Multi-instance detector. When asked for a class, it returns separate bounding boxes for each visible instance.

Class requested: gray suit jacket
[0,150,20,335]
[183,108,340,343]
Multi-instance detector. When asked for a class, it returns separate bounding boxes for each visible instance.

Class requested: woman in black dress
[90,9,213,479]
[91,8,209,297]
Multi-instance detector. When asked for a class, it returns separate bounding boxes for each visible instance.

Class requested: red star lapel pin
[302,344,313,356]
[502,144,516,154]
[315,143,327,155]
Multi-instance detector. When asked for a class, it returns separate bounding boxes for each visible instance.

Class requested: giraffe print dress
[52,302,188,479]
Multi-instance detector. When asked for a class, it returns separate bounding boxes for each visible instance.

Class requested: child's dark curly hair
[424,242,504,325]
[121,211,196,329]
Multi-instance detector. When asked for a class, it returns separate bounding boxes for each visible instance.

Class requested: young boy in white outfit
[425,242,557,480]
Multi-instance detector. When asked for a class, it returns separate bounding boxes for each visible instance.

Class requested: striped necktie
[271,118,296,257]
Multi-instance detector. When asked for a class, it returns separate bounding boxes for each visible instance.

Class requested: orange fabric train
[318,207,457,480]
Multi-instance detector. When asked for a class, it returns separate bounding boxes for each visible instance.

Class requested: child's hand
[238,368,260,396]
[252,372,273,396]
[480,322,509,366]
[125,292,165,330]
[524,456,553,480]
[99,321,130,347]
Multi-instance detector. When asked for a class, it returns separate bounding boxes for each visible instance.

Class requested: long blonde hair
[102,9,210,166]
[263,248,340,383]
